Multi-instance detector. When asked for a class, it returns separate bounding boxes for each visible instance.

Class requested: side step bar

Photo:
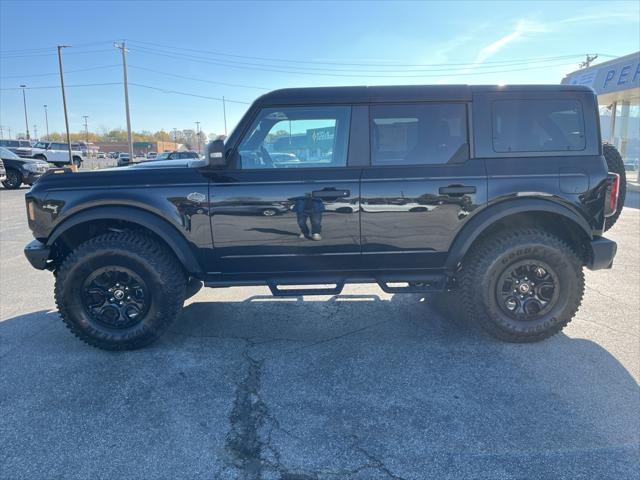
[205,273,449,297]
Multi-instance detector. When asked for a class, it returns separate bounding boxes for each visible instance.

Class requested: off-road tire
[55,231,186,350]
[603,143,626,231]
[73,156,82,168]
[458,228,584,342]
[2,169,22,189]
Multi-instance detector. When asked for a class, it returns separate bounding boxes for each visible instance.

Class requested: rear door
[360,102,487,269]
[209,105,365,275]
[48,143,68,162]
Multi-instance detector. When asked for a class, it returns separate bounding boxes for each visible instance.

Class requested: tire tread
[54,231,186,350]
[458,228,584,342]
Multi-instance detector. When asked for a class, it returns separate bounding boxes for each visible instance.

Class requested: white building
[562,52,640,176]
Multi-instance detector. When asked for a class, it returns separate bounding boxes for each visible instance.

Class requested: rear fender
[445,198,592,271]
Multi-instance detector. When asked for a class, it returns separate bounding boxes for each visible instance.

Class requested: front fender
[46,205,202,274]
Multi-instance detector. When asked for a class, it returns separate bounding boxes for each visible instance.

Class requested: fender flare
[445,198,593,271]
[46,205,202,274]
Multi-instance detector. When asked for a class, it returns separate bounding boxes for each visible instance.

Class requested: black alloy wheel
[82,267,150,329]
[496,260,559,320]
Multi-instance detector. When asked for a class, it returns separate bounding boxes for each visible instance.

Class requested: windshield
[155,152,171,160]
[0,146,20,159]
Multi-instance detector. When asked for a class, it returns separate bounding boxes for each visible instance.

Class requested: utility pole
[82,115,89,142]
[0,125,3,139]
[57,45,73,165]
[7,127,11,139]
[20,85,30,140]
[222,96,227,136]
[195,121,201,154]
[579,54,598,69]
[173,128,178,146]
[114,41,133,160]
[43,104,49,140]
[82,115,89,158]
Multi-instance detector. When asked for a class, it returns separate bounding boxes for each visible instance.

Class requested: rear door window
[492,99,585,153]
[370,103,468,165]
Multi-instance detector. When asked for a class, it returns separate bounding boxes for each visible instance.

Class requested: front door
[210,105,361,275]
[360,102,487,270]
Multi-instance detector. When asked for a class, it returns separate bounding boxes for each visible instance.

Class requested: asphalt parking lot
[1,186,638,480]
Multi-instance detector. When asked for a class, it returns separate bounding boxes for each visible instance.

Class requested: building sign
[562,52,640,95]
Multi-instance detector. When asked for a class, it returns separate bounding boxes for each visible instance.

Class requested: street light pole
[222,96,227,136]
[57,46,73,166]
[33,125,38,140]
[82,115,89,158]
[20,85,30,140]
[114,41,133,160]
[43,105,49,140]
[195,121,201,154]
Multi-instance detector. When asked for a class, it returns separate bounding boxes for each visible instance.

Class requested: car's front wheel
[1,169,22,189]
[55,231,187,350]
[458,228,584,342]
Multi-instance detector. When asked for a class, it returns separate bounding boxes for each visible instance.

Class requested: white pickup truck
[31,142,84,168]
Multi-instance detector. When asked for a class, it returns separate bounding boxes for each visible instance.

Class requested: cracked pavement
[1,188,639,479]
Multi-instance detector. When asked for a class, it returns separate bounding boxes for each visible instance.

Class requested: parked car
[0,158,5,183]
[97,152,106,159]
[147,152,158,160]
[31,141,84,168]
[23,84,624,350]
[0,146,49,189]
[154,151,200,161]
[116,152,131,167]
[0,139,33,157]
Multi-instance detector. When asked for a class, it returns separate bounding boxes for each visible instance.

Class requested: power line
[0,82,121,91]
[0,81,252,104]
[130,46,582,78]
[131,44,578,73]
[127,64,270,90]
[0,49,115,59]
[0,40,114,55]
[0,64,121,79]
[128,83,251,104]
[126,39,595,68]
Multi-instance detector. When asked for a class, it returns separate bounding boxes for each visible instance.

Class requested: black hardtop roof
[255,84,594,106]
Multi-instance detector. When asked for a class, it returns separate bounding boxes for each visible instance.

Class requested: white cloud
[473,20,547,65]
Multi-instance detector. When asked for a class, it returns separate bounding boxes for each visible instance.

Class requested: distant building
[562,51,640,174]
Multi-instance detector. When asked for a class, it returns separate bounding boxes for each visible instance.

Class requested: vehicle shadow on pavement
[166,292,639,479]
[1,299,638,479]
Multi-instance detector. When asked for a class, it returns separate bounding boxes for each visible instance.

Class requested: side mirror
[207,140,227,168]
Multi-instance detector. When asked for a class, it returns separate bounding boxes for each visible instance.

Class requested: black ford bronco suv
[24,85,624,350]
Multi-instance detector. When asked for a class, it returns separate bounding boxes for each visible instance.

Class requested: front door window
[236,106,351,169]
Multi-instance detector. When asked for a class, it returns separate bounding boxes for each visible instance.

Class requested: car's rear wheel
[55,231,187,350]
[1,169,22,189]
[458,228,584,342]
[603,143,626,231]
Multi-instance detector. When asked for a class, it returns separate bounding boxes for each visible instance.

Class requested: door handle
[439,185,476,196]
[312,189,350,199]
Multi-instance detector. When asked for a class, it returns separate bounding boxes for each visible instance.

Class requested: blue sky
[1,0,638,138]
